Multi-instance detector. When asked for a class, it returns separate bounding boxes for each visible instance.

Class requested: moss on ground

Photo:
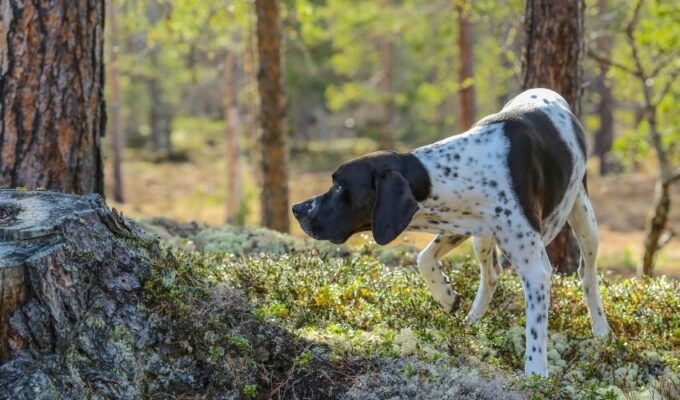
[143,225,680,399]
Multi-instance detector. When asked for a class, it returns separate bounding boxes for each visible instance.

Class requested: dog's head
[292,151,430,245]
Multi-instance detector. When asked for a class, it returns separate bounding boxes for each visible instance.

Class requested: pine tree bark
[255,0,290,233]
[0,0,106,195]
[521,0,584,274]
[108,0,125,202]
[224,51,242,224]
[457,1,476,131]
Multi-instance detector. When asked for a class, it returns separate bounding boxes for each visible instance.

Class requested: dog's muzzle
[292,199,319,238]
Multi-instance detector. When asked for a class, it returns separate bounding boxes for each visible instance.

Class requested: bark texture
[457,1,476,131]
[0,1,106,195]
[255,0,290,233]
[0,189,156,398]
[521,0,585,274]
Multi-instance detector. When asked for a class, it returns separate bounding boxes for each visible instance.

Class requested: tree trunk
[379,37,395,150]
[641,180,671,276]
[148,49,173,158]
[0,1,105,195]
[592,0,614,176]
[0,189,154,384]
[255,0,290,233]
[224,52,242,224]
[108,0,125,202]
[640,96,675,276]
[457,1,476,131]
[521,0,584,274]
[244,11,263,187]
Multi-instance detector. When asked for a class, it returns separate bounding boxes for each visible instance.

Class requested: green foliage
[142,223,680,398]
[592,0,680,167]
[243,383,258,397]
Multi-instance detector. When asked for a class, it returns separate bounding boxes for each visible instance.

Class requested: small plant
[243,384,257,397]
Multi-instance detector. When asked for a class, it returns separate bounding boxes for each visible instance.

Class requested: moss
[138,224,680,399]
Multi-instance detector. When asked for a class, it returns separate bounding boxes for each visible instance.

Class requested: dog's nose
[292,202,308,218]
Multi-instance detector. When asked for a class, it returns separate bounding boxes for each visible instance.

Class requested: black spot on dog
[530,328,538,340]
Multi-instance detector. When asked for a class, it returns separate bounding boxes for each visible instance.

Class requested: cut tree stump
[0,189,369,399]
[0,189,157,399]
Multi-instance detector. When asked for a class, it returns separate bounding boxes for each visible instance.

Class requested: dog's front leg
[465,236,502,324]
[417,234,467,313]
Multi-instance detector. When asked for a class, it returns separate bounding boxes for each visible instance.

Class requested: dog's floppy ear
[371,170,419,245]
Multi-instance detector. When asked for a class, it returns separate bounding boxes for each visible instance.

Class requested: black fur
[476,107,574,231]
[292,151,430,244]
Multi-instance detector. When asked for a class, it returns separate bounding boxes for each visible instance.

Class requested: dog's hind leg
[465,236,502,324]
[568,187,610,338]
[417,234,467,313]
[495,226,551,377]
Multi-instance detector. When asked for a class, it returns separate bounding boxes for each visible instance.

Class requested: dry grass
[104,133,680,278]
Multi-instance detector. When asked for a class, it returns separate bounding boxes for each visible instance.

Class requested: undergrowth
[144,224,680,399]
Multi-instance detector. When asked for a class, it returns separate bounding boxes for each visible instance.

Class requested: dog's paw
[592,322,611,341]
[463,311,482,325]
[436,287,461,315]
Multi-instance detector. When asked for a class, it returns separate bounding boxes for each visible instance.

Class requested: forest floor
[104,127,680,278]
[135,219,680,399]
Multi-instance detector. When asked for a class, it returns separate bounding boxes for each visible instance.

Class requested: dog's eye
[333,183,343,193]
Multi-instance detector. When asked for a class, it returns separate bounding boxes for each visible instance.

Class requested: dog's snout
[292,201,311,218]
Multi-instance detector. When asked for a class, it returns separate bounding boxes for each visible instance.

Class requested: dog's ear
[371,170,419,245]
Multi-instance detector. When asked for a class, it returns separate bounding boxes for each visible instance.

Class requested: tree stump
[0,189,156,399]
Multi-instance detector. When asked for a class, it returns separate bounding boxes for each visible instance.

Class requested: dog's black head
[292,151,430,245]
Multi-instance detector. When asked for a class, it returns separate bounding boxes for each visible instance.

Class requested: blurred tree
[589,0,679,275]
[147,0,174,158]
[521,0,584,274]
[224,49,243,224]
[0,1,105,194]
[591,0,615,177]
[108,0,125,202]
[378,30,395,149]
[256,0,290,232]
[457,0,476,131]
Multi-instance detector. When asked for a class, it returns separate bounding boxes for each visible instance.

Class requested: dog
[292,88,610,376]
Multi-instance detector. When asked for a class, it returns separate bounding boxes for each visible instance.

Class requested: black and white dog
[292,88,610,376]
